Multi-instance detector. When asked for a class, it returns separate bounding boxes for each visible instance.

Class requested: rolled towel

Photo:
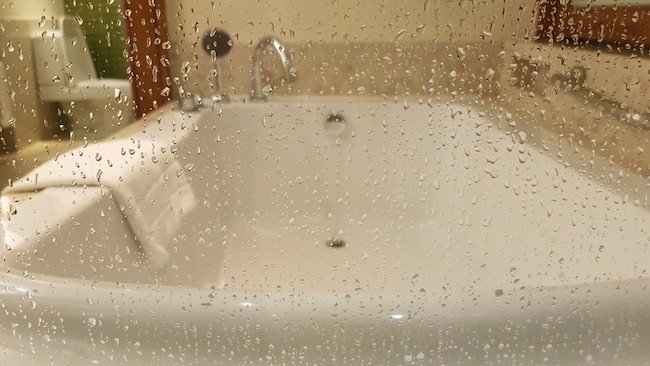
[1,138,197,267]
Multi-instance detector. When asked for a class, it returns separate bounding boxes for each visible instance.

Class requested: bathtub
[0,97,648,365]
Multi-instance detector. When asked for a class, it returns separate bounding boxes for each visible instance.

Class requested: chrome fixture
[179,91,203,112]
[326,238,346,248]
[201,29,233,103]
[324,111,348,137]
[326,112,346,124]
[551,66,650,130]
[250,37,296,102]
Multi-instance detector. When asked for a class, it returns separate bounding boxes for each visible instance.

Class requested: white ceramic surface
[0,97,648,365]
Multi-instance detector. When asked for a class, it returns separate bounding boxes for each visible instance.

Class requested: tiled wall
[177,41,504,99]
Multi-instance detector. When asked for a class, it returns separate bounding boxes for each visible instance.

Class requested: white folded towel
[1,138,197,267]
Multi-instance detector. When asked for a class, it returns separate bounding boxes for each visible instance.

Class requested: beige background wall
[164,0,539,97]
[0,0,63,19]
[165,0,537,44]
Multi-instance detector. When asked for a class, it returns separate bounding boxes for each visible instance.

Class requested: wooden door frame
[122,0,172,118]
[536,0,650,47]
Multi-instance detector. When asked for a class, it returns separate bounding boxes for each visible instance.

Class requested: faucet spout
[251,37,295,102]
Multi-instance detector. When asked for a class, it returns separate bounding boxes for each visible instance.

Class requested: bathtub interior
[2,98,647,296]
[199,99,649,294]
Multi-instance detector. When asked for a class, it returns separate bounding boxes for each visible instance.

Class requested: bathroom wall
[164,0,539,97]
[0,0,63,19]
[0,0,65,151]
[166,0,534,44]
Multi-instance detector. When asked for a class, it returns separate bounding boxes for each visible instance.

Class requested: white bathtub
[0,97,649,365]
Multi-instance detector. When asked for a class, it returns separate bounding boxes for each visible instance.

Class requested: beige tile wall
[179,41,504,99]
[165,0,537,45]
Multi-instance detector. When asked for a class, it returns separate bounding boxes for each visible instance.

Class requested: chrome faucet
[250,37,295,102]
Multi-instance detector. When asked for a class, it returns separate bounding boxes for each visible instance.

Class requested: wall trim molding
[122,0,172,118]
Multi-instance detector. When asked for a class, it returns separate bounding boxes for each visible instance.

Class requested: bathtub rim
[1,267,648,326]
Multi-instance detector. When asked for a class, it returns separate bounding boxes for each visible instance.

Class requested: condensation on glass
[0,0,647,365]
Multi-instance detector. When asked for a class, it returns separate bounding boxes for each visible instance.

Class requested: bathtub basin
[0,97,648,365]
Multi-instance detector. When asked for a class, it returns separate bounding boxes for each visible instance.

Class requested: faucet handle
[201,29,233,58]
[201,29,232,103]
[179,91,203,112]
